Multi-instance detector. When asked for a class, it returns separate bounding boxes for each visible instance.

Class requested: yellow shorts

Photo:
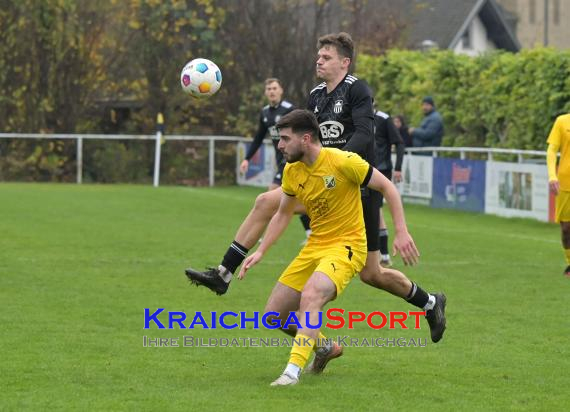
[278,243,366,295]
[555,190,570,223]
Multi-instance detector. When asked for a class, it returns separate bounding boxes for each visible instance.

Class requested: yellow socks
[289,333,315,369]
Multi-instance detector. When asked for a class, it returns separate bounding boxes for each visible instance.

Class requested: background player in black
[239,78,294,190]
[307,53,378,255]
[185,32,446,354]
[238,78,311,241]
[304,33,445,350]
[374,109,405,267]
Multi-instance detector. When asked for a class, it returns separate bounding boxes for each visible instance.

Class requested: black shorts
[378,169,392,207]
[361,188,381,252]
[273,162,286,185]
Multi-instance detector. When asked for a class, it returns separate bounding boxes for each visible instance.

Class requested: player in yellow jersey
[186,33,446,353]
[238,109,420,386]
[546,112,570,276]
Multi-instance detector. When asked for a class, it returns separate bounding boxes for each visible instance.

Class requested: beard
[284,150,303,163]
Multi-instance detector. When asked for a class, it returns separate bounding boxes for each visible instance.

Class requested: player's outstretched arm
[239,192,296,279]
[547,143,559,195]
[367,168,420,265]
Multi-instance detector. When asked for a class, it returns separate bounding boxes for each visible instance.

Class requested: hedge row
[2,49,569,183]
[358,48,570,150]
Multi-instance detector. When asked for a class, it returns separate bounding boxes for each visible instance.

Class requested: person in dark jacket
[410,96,444,148]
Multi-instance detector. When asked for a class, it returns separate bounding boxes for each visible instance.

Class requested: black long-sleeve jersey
[245,100,295,166]
[374,110,404,172]
[307,74,375,164]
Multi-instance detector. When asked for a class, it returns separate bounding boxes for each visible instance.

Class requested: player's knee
[299,289,323,312]
[263,302,274,315]
[359,265,387,287]
[359,270,375,286]
[253,192,279,217]
[263,309,283,327]
[264,300,284,318]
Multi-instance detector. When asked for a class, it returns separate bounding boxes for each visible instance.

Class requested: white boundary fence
[0,133,547,186]
[0,133,251,187]
[404,146,547,162]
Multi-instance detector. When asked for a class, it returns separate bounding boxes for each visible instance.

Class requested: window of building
[462,24,472,48]
[529,0,536,24]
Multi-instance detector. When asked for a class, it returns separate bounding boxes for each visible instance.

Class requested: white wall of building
[453,16,496,55]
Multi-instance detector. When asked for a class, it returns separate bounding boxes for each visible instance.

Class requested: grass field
[1,183,568,411]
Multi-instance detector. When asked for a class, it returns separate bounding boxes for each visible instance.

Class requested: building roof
[402,0,520,52]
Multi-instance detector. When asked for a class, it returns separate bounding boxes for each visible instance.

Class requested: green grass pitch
[1,183,568,411]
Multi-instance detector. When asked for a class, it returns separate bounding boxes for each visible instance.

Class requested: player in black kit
[239,78,312,241]
[185,33,446,364]
[240,78,294,189]
[374,109,405,267]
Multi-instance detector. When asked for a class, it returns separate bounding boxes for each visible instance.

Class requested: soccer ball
[180,58,222,98]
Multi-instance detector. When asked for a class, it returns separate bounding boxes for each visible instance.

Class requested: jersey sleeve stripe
[310,82,326,94]
[375,110,389,119]
[362,165,373,186]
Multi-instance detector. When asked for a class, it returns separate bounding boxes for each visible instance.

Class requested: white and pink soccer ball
[180,58,222,98]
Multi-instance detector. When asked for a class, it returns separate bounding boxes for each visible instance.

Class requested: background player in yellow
[547,112,570,277]
[238,109,420,386]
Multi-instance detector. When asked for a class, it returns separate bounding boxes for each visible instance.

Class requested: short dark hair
[317,32,354,60]
[422,96,435,106]
[264,78,283,88]
[276,109,320,142]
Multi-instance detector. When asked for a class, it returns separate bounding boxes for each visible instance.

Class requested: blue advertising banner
[236,142,276,187]
[245,142,266,178]
[431,158,486,212]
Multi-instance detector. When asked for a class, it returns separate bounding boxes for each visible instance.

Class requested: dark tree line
[0,0,406,135]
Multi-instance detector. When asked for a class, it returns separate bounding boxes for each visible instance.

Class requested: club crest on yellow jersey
[323,175,336,189]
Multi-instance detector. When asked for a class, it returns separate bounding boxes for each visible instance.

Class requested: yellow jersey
[281,148,372,248]
[547,114,570,191]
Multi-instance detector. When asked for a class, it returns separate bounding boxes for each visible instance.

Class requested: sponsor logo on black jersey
[319,121,345,142]
[334,100,343,114]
